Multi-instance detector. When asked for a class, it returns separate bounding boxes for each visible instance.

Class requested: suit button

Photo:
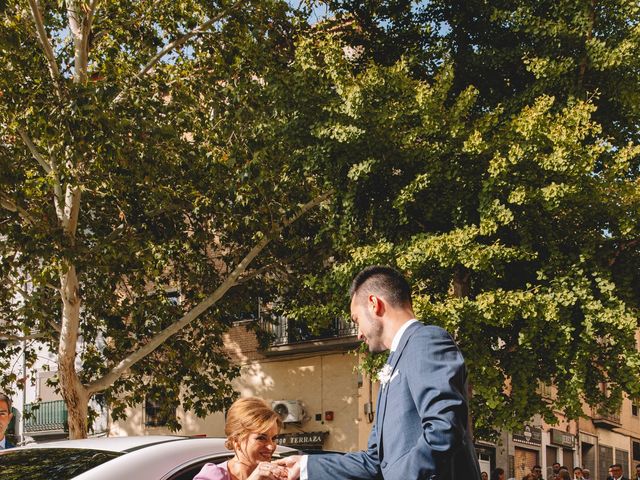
[381,461,388,469]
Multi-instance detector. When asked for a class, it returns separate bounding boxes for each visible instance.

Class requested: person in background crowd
[532,465,544,480]
[192,397,287,480]
[609,463,628,480]
[491,467,506,480]
[572,466,583,480]
[558,471,571,480]
[581,468,590,479]
[551,463,561,478]
[0,393,15,449]
[634,464,640,480]
[482,472,489,480]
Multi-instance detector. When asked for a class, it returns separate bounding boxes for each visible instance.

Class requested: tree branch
[66,0,90,84]
[49,318,62,334]
[0,332,48,343]
[26,0,63,99]
[234,262,281,286]
[137,0,245,78]
[608,238,640,266]
[87,0,102,32]
[86,190,333,395]
[0,190,36,225]
[62,185,82,239]
[17,128,52,174]
[112,0,245,104]
[17,127,65,221]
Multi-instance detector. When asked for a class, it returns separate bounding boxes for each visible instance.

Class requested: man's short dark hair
[574,467,582,473]
[350,266,412,307]
[611,464,622,469]
[0,392,12,410]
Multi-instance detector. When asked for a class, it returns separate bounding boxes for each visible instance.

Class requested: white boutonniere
[378,364,393,388]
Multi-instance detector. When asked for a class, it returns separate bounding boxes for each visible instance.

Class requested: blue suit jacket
[308,322,481,480]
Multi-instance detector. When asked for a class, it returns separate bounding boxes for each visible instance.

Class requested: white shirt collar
[0,437,6,449]
[390,318,418,352]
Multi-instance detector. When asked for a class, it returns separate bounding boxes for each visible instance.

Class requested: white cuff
[300,455,309,480]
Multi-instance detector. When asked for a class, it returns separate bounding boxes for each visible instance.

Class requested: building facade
[111,317,374,452]
[9,318,640,480]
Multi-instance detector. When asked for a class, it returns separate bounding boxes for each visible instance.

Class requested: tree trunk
[577,0,596,90]
[58,264,89,439]
[453,264,474,437]
[452,264,471,299]
[67,0,89,84]
[61,375,89,439]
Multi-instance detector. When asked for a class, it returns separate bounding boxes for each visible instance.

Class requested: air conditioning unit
[272,400,305,423]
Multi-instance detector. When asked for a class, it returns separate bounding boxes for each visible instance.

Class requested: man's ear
[369,294,384,316]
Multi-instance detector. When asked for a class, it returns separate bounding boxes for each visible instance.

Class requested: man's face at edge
[0,399,12,440]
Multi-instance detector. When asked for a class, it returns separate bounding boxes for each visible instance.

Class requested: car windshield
[0,448,122,480]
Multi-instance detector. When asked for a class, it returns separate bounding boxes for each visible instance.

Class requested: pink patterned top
[193,461,230,480]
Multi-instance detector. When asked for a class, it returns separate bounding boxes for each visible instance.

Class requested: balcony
[24,400,68,435]
[536,380,555,401]
[591,407,621,428]
[263,317,359,354]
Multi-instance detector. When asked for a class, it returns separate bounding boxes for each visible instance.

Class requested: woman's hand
[247,461,288,480]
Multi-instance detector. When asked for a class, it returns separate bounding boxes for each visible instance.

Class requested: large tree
[285,0,640,438]
[0,0,339,438]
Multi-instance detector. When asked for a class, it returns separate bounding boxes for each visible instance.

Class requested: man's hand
[274,455,302,480]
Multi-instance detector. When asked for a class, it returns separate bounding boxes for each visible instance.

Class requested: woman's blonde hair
[224,397,282,450]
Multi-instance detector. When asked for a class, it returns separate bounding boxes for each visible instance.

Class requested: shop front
[513,426,543,479]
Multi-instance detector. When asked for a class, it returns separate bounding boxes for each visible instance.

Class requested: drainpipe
[575,417,581,468]
[20,337,27,444]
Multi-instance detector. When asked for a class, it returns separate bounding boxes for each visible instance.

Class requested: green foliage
[1,0,639,441]
[0,0,343,432]
[286,0,640,440]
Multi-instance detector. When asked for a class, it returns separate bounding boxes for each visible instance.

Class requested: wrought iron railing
[264,317,357,346]
[24,400,68,433]
[591,407,621,426]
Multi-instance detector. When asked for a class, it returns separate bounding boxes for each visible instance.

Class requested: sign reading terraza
[278,431,328,447]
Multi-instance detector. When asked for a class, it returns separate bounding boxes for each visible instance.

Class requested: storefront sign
[278,431,328,448]
[550,428,576,448]
[512,425,542,446]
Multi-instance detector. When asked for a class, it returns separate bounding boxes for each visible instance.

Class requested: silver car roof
[19,435,192,452]
[12,436,299,480]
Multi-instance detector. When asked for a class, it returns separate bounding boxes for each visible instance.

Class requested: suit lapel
[376,321,421,457]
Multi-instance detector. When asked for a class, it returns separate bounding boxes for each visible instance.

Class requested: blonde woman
[194,397,288,480]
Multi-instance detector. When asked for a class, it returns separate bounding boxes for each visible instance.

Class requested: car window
[165,454,234,480]
[0,448,122,480]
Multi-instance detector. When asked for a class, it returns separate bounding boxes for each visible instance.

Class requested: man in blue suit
[277,265,481,480]
[0,392,15,449]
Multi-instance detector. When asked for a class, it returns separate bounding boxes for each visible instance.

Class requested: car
[0,435,301,480]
